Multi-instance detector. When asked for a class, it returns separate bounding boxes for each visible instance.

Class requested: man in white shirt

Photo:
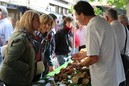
[104,8,126,54]
[104,10,129,85]
[0,6,13,63]
[71,1,125,86]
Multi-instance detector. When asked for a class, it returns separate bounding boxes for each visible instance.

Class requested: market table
[32,61,91,86]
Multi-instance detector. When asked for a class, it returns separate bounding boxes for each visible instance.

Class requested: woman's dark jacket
[55,28,72,55]
[0,31,36,86]
[34,31,54,67]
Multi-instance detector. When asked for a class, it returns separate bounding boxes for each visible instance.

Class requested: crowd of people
[0,1,128,86]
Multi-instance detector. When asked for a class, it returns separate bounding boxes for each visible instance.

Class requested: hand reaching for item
[71,51,87,62]
[49,66,54,72]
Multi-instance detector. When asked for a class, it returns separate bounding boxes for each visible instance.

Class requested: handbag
[35,34,50,75]
[36,61,45,75]
[36,44,45,75]
[121,27,129,73]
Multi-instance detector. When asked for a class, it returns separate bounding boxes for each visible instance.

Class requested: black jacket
[55,28,72,55]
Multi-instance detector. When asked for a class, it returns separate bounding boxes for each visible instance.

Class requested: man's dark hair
[105,8,118,20]
[49,13,57,21]
[74,1,95,16]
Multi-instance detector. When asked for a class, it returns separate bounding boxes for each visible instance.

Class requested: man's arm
[71,55,99,68]
[79,55,99,67]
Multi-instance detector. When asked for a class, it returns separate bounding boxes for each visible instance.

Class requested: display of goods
[53,63,91,86]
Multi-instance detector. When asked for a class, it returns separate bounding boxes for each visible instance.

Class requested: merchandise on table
[32,58,91,86]
[53,63,91,85]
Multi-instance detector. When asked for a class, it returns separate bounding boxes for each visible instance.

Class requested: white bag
[36,61,45,75]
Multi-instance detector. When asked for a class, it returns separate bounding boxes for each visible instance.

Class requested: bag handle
[36,44,42,61]
[123,26,128,54]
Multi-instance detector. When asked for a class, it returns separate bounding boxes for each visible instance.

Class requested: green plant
[68,6,73,14]
[107,0,127,10]
[94,7,103,15]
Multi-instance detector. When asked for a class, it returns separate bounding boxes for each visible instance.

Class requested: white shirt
[125,27,129,55]
[0,18,13,46]
[0,18,13,55]
[85,16,125,86]
[110,20,126,54]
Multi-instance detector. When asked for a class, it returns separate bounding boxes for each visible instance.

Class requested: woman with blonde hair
[0,10,40,86]
[33,14,54,81]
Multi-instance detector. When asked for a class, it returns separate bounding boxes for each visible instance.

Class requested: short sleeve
[85,25,101,56]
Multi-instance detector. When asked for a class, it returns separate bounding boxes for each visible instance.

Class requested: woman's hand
[49,66,54,72]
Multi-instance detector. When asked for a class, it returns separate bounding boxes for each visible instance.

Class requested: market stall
[32,60,91,86]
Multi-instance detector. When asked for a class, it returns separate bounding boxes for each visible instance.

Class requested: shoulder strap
[124,26,128,54]
[36,44,42,61]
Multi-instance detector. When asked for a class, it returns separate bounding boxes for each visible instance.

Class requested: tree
[107,0,128,10]
[68,5,73,14]
[94,8,103,15]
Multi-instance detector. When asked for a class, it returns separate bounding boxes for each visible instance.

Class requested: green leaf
[94,8,103,15]
[107,0,127,10]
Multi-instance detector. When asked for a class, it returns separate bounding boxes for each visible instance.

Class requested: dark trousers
[119,71,129,86]
[119,81,125,86]
[0,80,6,86]
[32,74,41,82]
[124,71,129,86]
[126,72,129,86]
[5,85,11,86]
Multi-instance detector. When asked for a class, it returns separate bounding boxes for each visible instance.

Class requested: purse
[35,43,45,75]
[36,61,45,75]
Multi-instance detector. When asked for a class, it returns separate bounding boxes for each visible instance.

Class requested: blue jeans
[56,55,70,66]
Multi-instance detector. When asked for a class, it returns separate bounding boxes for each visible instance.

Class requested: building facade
[0,0,73,27]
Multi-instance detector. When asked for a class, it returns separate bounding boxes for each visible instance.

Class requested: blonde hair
[13,20,20,32]
[15,21,20,28]
[17,10,40,33]
[40,14,53,27]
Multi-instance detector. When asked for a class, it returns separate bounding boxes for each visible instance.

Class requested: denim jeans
[56,55,70,66]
